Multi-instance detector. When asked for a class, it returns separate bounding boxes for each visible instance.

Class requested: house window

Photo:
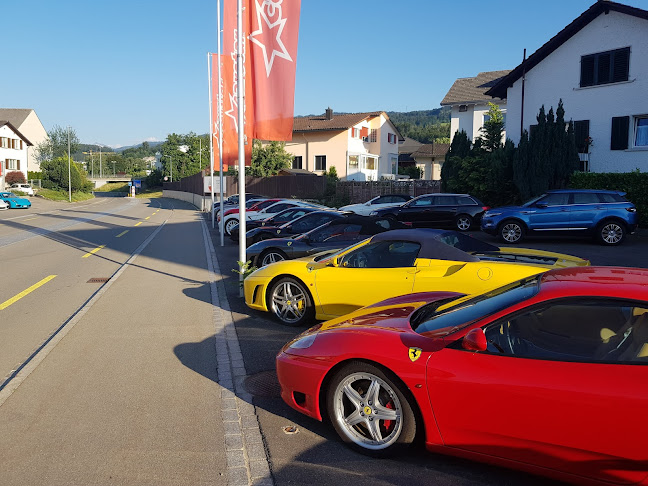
[370,129,377,142]
[351,128,359,139]
[483,114,491,124]
[634,117,648,147]
[459,105,468,112]
[348,155,359,169]
[365,156,377,170]
[292,155,302,169]
[0,137,8,148]
[5,159,19,170]
[315,155,326,171]
[387,133,396,144]
[611,116,630,151]
[580,47,630,88]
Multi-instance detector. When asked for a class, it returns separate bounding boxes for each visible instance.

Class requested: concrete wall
[505,10,648,173]
[0,124,29,190]
[163,190,212,211]
[19,111,47,173]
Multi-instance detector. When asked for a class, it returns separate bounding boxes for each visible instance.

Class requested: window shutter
[597,53,611,85]
[17,160,21,170]
[360,127,368,138]
[574,120,590,153]
[580,56,595,87]
[613,48,630,83]
[611,116,629,150]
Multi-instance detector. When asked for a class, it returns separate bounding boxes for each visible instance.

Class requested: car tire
[455,214,473,231]
[498,219,525,244]
[267,276,314,327]
[224,218,239,236]
[597,220,625,246]
[259,248,288,267]
[326,361,418,457]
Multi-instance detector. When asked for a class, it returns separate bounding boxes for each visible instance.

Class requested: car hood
[472,247,590,268]
[4,196,29,203]
[246,237,308,257]
[318,291,463,333]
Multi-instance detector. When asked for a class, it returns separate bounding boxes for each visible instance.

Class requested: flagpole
[208,52,215,229]
[218,0,225,246]
[237,0,246,295]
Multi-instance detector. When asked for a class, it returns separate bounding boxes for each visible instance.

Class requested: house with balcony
[486,1,648,173]
[441,71,510,144]
[284,108,402,181]
[0,109,47,172]
[0,121,32,190]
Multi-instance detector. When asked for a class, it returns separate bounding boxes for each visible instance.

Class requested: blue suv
[481,190,638,246]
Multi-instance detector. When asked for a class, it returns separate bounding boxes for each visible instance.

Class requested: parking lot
[209,222,648,486]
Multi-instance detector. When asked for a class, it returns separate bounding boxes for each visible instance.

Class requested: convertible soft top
[371,229,481,262]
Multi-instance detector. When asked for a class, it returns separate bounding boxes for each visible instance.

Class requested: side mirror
[462,328,487,352]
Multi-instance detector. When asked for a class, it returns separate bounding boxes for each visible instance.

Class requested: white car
[10,184,34,196]
[222,200,324,236]
[0,199,8,210]
[338,194,412,215]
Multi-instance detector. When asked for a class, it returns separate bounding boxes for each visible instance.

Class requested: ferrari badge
[408,347,422,362]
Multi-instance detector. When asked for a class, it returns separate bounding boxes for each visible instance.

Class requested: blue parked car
[0,192,32,209]
[481,189,638,246]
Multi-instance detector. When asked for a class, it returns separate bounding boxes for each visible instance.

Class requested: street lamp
[160,155,173,182]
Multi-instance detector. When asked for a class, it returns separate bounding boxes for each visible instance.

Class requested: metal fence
[336,180,441,204]
[225,175,327,199]
[163,171,205,195]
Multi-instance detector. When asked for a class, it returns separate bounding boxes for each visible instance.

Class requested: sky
[3,0,646,148]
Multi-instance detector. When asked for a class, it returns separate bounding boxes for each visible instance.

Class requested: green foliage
[478,102,505,152]
[513,100,579,200]
[40,157,93,192]
[247,140,292,176]
[28,171,42,180]
[6,171,26,185]
[121,141,158,158]
[398,165,422,179]
[389,109,451,144]
[441,130,472,191]
[570,170,648,227]
[35,125,81,163]
[159,133,210,180]
[146,168,164,188]
[232,261,258,284]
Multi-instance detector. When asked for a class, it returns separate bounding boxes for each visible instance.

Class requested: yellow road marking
[82,245,105,258]
[145,216,150,220]
[151,212,156,215]
[134,222,142,227]
[0,275,57,311]
[115,230,129,238]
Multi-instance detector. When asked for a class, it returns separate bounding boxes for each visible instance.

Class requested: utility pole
[67,126,72,202]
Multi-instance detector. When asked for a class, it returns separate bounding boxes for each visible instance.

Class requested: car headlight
[288,332,319,349]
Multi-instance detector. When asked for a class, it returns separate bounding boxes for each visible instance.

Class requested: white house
[0,109,48,172]
[284,108,402,181]
[487,1,648,173]
[441,71,510,143]
[0,121,32,190]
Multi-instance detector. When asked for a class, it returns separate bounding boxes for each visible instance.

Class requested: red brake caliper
[383,401,394,432]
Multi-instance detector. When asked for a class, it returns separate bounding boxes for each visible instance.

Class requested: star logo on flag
[224,91,239,133]
[249,0,293,77]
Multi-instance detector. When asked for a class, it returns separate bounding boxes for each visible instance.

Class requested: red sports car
[276,266,648,485]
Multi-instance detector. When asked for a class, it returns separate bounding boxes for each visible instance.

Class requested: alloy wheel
[332,372,402,450]
[456,216,472,231]
[501,222,522,243]
[261,251,285,267]
[225,219,238,235]
[270,280,307,325]
[600,223,623,245]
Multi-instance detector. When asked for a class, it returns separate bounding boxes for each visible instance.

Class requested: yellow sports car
[244,229,590,326]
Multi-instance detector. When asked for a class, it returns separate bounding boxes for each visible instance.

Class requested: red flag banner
[210,53,222,171]
[248,0,301,141]
[223,0,253,166]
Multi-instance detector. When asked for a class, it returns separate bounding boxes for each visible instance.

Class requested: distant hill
[387,107,450,126]
[114,141,163,153]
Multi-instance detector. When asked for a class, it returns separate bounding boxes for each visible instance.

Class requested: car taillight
[482,206,490,211]
[626,207,637,212]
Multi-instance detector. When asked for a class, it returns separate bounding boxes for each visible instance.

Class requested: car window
[538,193,569,206]
[293,214,335,233]
[268,203,293,213]
[484,300,648,363]
[340,240,421,268]
[309,224,362,243]
[457,196,477,206]
[436,232,500,252]
[572,193,600,204]
[598,193,627,203]
[410,197,434,207]
[435,196,458,205]
[255,199,278,210]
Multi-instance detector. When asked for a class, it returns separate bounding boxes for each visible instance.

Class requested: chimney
[325,107,333,120]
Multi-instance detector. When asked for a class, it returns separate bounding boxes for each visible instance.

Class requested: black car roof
[306,214,407,236]
[370,229,480,262]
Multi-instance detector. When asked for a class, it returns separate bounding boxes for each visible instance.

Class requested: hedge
[569,170,648,227]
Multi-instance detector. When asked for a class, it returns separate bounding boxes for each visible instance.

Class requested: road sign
[134,180,142,188]
[128,181,132,186]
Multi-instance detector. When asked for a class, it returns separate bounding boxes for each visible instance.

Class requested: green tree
[35,125,81,162]
[441,130,472,191]
[159,133,210,180]
[40,157,92,192]
[478,102,505,152]
[247,140,292,176]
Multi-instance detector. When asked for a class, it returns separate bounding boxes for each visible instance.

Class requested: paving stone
[227,467,249,486]
[225,434,244,450]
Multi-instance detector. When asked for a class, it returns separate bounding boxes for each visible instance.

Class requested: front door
[526,192,571,230]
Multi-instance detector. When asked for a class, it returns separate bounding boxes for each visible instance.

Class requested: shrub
[28,171,43,180]
[398,165,422,179]
[40,157,92,192]
[6,171,26,185]
[570,170,648,227]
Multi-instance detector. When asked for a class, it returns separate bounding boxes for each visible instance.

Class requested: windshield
[311,238,370,262]
[522,195,545,207]
[412,275,541,336]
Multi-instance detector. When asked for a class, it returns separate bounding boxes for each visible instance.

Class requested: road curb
[200,214,274,486]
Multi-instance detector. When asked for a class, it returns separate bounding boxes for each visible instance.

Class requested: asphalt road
[211,226,648,486]
[0,197,226,485]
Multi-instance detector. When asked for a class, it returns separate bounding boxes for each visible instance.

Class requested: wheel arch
[596,216,628,231]
[264,273,315,311]
[497,217,528,232]
[317,358,426,441]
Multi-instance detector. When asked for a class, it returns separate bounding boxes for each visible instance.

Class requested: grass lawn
[93,182,129,192]
[135,187,163,198]
[37,188,95,202]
